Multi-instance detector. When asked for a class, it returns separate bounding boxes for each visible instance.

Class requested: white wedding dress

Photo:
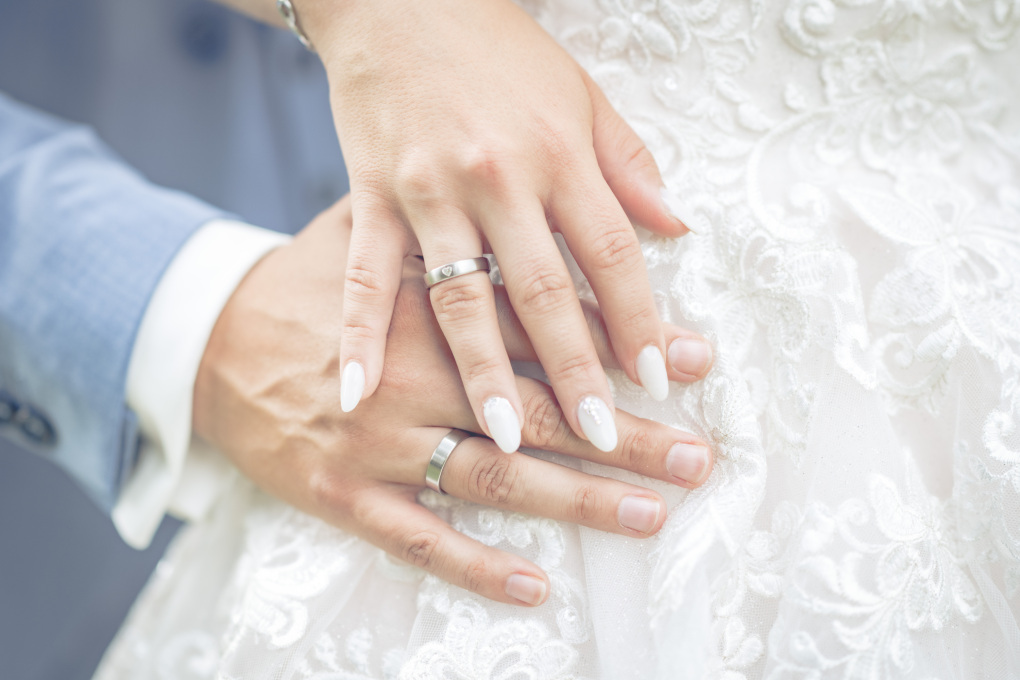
[95,0,1020,678]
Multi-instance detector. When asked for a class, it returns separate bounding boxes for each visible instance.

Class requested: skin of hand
[192,196,715,607]
[268,0,714,457]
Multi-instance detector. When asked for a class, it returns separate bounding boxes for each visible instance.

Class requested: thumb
[584,71,690,237]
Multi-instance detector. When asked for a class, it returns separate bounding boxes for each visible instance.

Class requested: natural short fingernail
[617,495,662,534]
[505,573,547,606]
[636,345,669,402]
[660,187,693,232]
[668,338,713,378]
[340,361,365,413]
[666,442,710,485]
[577,396,618,452]
[484,397,521,454]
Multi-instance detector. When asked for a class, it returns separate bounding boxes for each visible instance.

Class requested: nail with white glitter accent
[483,397,521,454]
[577,396,617,452]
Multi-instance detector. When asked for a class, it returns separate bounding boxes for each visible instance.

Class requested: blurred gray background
[0,1,345,678]
[0,442,178,679]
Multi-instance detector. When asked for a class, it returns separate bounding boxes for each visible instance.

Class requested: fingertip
[636,345,669,402]
[504,572,549,607]
[665,441,712,487]
[483,396,523,454]
[657,188,694,236]
[617,493,665,536]
[666,335,715,381]
[340,360,366,412]
[577,396,618,452]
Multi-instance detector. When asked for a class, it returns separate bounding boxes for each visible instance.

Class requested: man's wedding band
[424,429,471,494]
[424,257,491,289]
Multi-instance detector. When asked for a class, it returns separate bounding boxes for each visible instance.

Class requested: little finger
[345,487,550,606]
[553,171,669,403]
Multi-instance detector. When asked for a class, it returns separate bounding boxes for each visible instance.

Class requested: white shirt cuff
[114,219,291,549]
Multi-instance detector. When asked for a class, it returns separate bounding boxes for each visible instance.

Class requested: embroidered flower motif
[399,601,584,680]
[228,508,357,649]
[820,42,996,171]
[842,174,1020,407]
[593,0,682,68]
[770,473,982,679]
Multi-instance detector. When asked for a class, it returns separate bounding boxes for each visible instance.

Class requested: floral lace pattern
[96,1,1020,678]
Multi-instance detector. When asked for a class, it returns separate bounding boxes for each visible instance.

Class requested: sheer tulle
[96,0,1020,677]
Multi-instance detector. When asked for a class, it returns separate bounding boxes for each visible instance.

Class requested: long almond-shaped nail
[668,338,713,379]
[483,397,521,453]
[577,396,617,452]
[617,495,662,534]
[660,187,694,232]
[340,361,365,413]
[636,345,669,401]
[505,573,547,606]
[666,442,710,485]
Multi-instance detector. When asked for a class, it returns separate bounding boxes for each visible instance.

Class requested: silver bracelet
[276,0,315,52]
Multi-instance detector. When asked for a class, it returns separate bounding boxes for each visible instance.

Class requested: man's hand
[192,196,713,606]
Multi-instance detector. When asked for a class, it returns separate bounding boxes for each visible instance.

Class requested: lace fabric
[95,1,1020,678]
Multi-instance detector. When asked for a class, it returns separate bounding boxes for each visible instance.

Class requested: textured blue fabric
[0,93,225,510]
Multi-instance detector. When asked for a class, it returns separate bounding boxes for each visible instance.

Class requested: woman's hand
[296,0,706,454]
[193,197,713,606]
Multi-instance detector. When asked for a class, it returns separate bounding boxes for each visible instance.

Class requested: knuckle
[545,351,601,384]
[469,454,520,504]
[394,160,446,207]
[430,278,488,325]
[623,140,656,173]
[462,556,491,593]
[458,140,519,190]
[460,354,506,384]
[522,390,567,449]
[615,303,658,332]
[516,269,573,314]
[308,468,350,514]
[401,530,442,570]
[588,226,640,272]
[345,261,389,302]
[342,319,378,344]
[572,484,605,523]
[618,427,656,470]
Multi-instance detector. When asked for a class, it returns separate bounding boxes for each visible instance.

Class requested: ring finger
[416,207,524,454]
[403,427,668,538]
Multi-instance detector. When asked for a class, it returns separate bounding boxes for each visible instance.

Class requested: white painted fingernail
[505,573,547,606]
[636,345,669,402]
[483,397,521,453]
[660,187,695,233]
[340,361,365,413]
[577,396,617,452]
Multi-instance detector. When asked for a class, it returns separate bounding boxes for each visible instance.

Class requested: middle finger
[483,199,619,452]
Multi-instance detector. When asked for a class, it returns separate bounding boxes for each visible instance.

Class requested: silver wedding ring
[424,256,492,289]
[424,429,472,494]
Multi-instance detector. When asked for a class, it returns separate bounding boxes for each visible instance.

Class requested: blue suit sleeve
[0,92,228,511]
